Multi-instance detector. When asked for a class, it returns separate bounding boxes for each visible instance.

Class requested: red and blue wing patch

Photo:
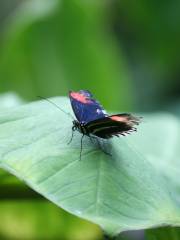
[69,90,107,124]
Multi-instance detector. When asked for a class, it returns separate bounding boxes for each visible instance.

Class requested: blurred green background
[0,0,179,239]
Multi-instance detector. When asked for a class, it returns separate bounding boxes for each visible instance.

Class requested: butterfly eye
[72,125,77,131]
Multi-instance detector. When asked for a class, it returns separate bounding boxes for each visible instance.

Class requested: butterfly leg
[80,134,84,161]
[67,128,75,145]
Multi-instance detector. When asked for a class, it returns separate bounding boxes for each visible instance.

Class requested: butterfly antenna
[37,96,74,120]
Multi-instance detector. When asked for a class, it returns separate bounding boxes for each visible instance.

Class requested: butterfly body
[69,90,141,139]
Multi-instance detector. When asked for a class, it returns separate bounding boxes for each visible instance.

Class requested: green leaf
[128,114,180,199]
[0,93,24,185]
[0,92,23,109]
[0,98,180,236]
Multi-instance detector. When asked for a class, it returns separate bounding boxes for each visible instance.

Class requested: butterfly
[69,90,141,158]
[69,90,140,138]
[38,90,141,160]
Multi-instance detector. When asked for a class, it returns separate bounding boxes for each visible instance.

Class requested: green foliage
[114,0,180,111]
[0,0,133,111]
[146,227,180,240]
[0,200,101,240]
[0,97,180,237]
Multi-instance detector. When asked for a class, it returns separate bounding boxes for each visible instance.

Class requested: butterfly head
[72,120,79,131]
[72,120,88,136]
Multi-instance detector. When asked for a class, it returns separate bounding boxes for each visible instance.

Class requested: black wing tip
[132,116,143,125]
[121,114,142,125]
[130,115,142,124]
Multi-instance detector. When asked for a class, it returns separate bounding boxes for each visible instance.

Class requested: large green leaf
[0,93,24,185]
[128,114,180,199]
[0,97,180,236]
[0,92,23,109]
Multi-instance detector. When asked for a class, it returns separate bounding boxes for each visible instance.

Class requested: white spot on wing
[96,109,103,114]
[96,109,107,116]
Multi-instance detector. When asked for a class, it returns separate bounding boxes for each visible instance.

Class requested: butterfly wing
[85,113,141,138]
[69,90,107,124]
